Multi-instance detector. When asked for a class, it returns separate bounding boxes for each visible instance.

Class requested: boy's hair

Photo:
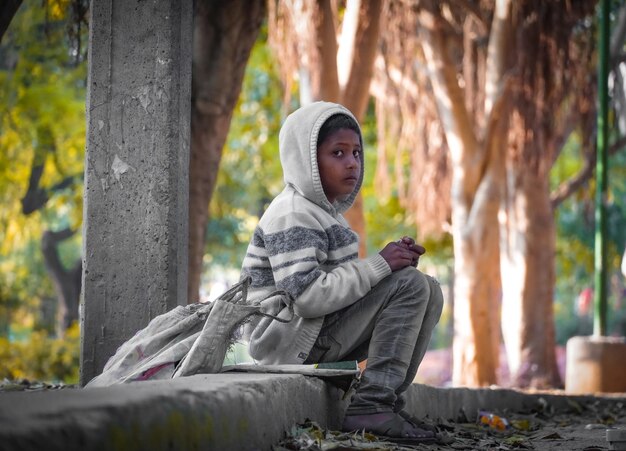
[317,114,361,150]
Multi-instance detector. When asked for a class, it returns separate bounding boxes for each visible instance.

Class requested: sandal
[398,410,438,434]
[342,412,436,445]
[398,411,454,445]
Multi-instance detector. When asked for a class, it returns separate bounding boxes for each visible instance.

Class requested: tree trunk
[41,228,81,336]
[418,1,511,385]
[382,0,590,388]
[452,215,501,385]
[496,0,595,389]
[500,169,562,388]
[188,0,265,302]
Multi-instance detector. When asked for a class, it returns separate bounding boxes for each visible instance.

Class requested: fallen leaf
[511,419,532,431]
[538,432,562,440]
[567,399,584,414]
[503,435,531,448]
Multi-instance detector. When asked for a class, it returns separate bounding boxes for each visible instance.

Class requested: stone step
[1,373,624,451]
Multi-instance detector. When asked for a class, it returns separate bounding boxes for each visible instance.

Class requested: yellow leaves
[511,419,533,431]
[49,1,68,20]
[30,65,43,78]
[0,322,80,383]
[50,2,63,19]
[0,204,32,256]
[1,1,86,358]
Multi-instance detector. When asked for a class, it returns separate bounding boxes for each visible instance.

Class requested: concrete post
[80,0,192,385]
[565,336,626,393]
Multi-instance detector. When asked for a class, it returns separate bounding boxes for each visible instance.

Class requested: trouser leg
[393,274,443,413]
[305,267,442,415]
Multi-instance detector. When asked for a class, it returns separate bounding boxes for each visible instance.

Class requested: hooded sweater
[241,101,391,364]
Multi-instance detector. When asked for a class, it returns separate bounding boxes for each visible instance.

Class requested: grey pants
[305,267,443,415]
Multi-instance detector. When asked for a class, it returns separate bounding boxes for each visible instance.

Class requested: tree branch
[41,228,81,334]
[551,135,626,208]
[21,163,47,215]
[42,228,76,273]
[447,0,488,34]
[418,0,481,208]
[550,155,594,209]
[340,0,383,120]
[21,126,80,215]
[313,0,340,101]
[21,164,79,215]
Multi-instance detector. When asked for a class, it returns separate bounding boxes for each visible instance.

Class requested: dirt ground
[274,352,626,451]
[274,396,625,450]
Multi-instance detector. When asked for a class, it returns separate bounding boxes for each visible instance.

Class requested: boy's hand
[379,236,426,271]
[399,236,425,267]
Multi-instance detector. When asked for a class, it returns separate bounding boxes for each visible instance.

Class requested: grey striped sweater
[241,102,391,364]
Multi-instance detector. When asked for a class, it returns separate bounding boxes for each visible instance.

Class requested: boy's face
[317,128,361,203]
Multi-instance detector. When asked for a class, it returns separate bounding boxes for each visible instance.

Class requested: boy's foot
[342,412,436,445]
[397,411,455,445]
[397,410,438,434]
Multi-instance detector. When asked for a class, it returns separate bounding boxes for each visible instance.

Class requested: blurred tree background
[1,0,625,386]
[1,0,87,383]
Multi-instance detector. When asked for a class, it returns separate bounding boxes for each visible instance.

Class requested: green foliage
[0,322,80,384]
[204,28,287,269]
[0,1,86,381]
[553,0,626,342]
[552,131,626,344]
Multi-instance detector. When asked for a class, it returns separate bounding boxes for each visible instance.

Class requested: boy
[241,101,443,444]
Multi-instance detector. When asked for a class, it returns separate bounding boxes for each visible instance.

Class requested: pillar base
[566,335,626,394]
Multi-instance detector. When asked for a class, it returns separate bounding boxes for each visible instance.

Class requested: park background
[0,0,625,389]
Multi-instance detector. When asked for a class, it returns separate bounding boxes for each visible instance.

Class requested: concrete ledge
[404,384,626,421]
[1,373,625,451]
[0,374,347,451]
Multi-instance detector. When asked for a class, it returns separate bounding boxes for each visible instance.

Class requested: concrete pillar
[81,0,192,385]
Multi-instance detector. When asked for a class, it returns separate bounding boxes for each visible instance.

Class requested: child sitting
[241,101,443,444]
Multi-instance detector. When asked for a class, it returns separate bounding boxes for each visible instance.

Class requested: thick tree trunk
[451,192,501,385]
[500,169,562,388]
[419,1,509,385]
[451,94,507,387]
[495,0,594,389]
[41,228,81,336]
[188,0,265,302]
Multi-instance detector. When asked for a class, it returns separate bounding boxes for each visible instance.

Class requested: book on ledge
[220,360,360,378]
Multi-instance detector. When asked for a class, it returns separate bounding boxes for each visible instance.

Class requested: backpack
[85,277,293,387]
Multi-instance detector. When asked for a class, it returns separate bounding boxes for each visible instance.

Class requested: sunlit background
[1,0,625,387]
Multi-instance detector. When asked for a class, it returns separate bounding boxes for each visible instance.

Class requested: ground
[2,348,623,451]
[274,396,625,450]
[274,347,624,451]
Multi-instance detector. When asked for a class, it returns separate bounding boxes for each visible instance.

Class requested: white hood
[279,101,363,215]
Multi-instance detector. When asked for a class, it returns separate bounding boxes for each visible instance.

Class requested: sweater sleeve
[264,212,391,318]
